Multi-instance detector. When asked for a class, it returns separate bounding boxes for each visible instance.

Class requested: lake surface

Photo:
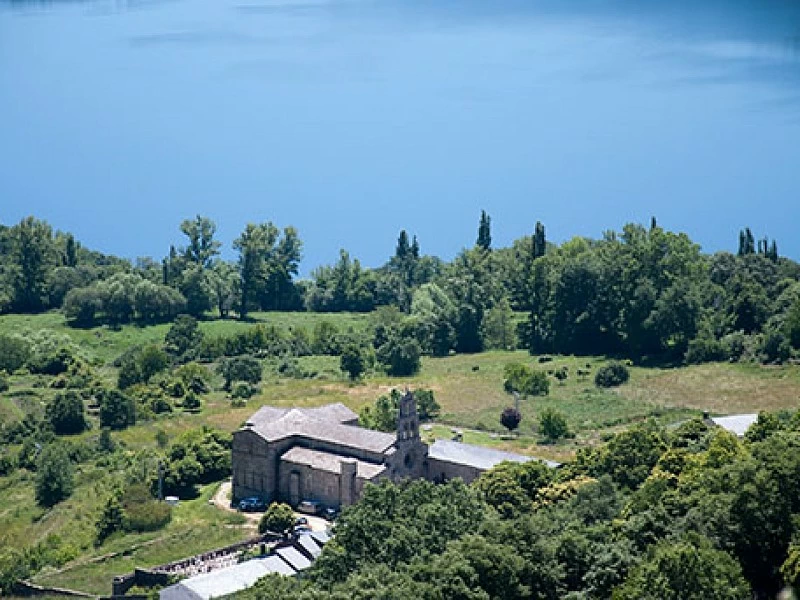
[1,0,799,270]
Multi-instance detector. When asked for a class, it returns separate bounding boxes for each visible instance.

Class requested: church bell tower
[396,389,420,443]
[393,389,427,479]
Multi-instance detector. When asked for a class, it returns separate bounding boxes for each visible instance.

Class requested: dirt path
[212,480,330,532]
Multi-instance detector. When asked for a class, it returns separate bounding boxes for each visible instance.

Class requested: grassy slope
[2,311,800,592]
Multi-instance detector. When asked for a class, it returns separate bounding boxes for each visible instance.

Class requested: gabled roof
[241,405,396,454]
[159,556,295,600]
[710,414,758,437]
[275,546,313,571]
[428,439,560,470]
[281,447,387,480]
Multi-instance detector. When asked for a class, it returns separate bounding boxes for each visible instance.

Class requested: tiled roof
[243,405,395,454]
[710,414,759,437]
[428,439,561,470]
[281,447,387,480]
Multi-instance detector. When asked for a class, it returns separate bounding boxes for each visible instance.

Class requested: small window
[404,453,413,469]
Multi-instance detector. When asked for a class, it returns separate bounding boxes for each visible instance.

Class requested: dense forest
[238,412,800,599]
[1,214,797,366]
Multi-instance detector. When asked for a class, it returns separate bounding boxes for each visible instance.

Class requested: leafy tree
[182,392,201,411]
[539,408,570,442]
[217,356,262,391]
[410,283,457,356]
[481,297,517,350]
[376,332,421,377]
[97,428,115,453]
[8,217,57,312]
[165,314,204,359]
[305,249,375,313]
[503,363,549,397]
[99,389,136,430]
[501,406,522,435]
[179,215,221,269]
[595,362,630,387]
[259,502,295,535]
[613,536,750,600]
[95,495,124,545]
[414,389,440,421]
[178,265,213,317]
[0,334,30,373]
[476,210,492,251]
[312,320,341,355]
[35,443,74,507]
[340,344,366,381]
[45,391,86,435]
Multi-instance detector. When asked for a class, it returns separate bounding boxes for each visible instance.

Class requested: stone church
[232,391,558,509]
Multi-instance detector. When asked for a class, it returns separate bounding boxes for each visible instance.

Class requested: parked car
[323,507,339,521]
[238,496,265,512]
[295,516,309,526]
[297,500,321,515]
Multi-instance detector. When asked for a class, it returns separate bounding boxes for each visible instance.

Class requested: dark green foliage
[117,345,169,389]
[97,428,115,453]
[595,362,630,387]
[305,249,376,313]
[99,389,136,430]
[376,331,421,377]
[35,443,74,507]
[414,389,440,421]
[476,210,492,251]
[45,391,86,435]
[585,421,666,489]
[503,362,550,396]
[311,320,341,355]
[95,496,124,545]
[0,374,8,393]
[217,356,262,390]
[182,391,201,410]
[258,502,294,534]
[613,536,750,600]
[7,217,57,313]
[0,334,31,373]
[539,408,570,442]
[155,429,169,448]
[160,428,231,495]
[501,406,522,434]
[165,314,204,359]
[339,343,366,380]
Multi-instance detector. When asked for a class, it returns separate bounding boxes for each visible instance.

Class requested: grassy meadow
[2,310,800,592]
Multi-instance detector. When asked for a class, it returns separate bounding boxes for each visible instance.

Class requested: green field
[3,311,800,593]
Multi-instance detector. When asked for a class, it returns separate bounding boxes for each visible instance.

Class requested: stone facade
[232,393,557,509]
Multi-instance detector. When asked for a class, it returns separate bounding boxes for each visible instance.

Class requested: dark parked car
[323,507,339,521]
[238,496,265,512]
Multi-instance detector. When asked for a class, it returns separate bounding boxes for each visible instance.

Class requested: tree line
[2,214,799,366]
[240,411,800,599]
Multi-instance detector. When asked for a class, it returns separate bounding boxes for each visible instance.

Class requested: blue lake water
[1,0,799,270]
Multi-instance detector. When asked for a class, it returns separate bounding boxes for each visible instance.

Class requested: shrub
[539,408,570,442]
[685,335,727,365]
[45,391,86,435]
[594,362,630,388]
[217,357,262,391]
[0,335,30,373]
[501,407,522,435]
[340,344,366,381]
[0,374,8,393]
[122,484,171,532]
[35,443,74,507]
[503,363,550,397]
[259,502,294,535]
[230,382,256,400]
[376,336,421,377]
[182,392,201,411]
[99,389,136,430]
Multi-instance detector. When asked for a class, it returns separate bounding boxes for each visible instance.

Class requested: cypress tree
[477,210,492,251]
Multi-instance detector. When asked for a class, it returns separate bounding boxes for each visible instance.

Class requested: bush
[217,357,262,391]
[594,362,630,388]
[259,502,295,535]
[685,334,728,365]
[35,443,74,507]
[0,334,30,373]
[503,363,550,397]
[376,335,422,377]
[231,382,256,400]
[539,408,570,442]
[340,344,366,381]
[0,374,8,393]
[99,389,136,430]
[45,391,86,435]
[122,484,172,532]
[501,407,522,435]
[182,392,202,410]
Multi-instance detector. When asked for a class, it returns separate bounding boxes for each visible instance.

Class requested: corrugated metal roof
[296,534,322,558]
[159,556,295,600]
[281,447,387,480]
[275,546,313,571]
[711,414,758,437]
[429,439,560,470]
[243,405,395,454]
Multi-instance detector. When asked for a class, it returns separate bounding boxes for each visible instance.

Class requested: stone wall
[426,457,482,485]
